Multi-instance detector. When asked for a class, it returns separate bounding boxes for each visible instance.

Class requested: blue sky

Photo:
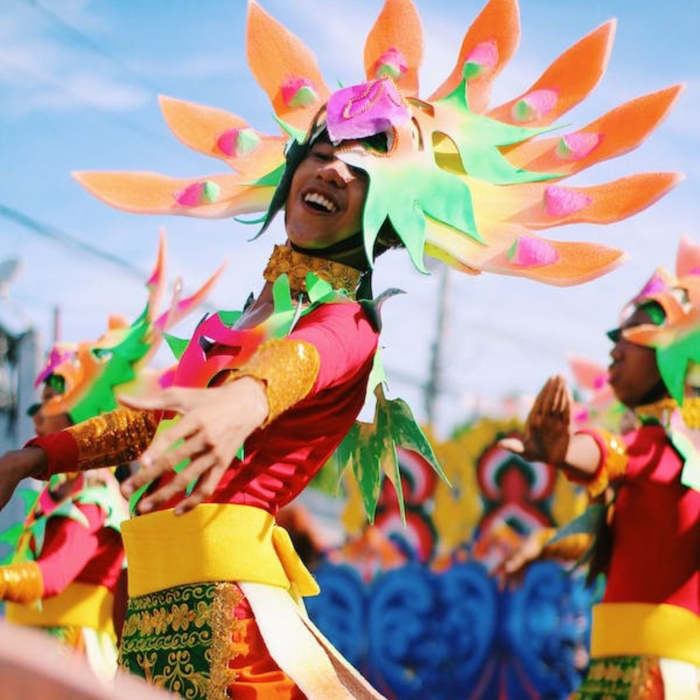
[1,0,698,434]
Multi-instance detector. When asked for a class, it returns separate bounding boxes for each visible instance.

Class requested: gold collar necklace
[635,396,700,429]
[263,244,361,297]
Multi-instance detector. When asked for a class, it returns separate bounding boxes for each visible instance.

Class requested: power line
[24,0,163,96]
[0,202,222,312]
[0,202,146,279]
[0,50,162,143]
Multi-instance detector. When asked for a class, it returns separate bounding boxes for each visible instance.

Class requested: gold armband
[69,408,159,471]
[0,561,44,604]
[229,338,320,424]
[585,430,628,498]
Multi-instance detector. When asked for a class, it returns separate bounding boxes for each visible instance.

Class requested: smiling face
[284,139,368,250]
[608,307,666,408]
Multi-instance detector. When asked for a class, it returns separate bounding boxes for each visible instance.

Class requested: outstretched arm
[0,408,158,512]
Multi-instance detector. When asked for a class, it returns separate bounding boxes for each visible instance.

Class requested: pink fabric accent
[35,348,74,388]
[508,236,559,267]
[544,185,592,216]
[466,40,498,69]
[217,128,241,157]
[280,77,317,107]
[373,47,408,78]
[216,128,259,157]
[556,132,601,160]
[174,182,205,207]
[629,269,671,309]
[521,88,557,117]
[326,79,410,144]
[593,375,607,390]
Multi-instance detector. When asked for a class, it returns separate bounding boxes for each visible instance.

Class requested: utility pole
[425,264,450,425]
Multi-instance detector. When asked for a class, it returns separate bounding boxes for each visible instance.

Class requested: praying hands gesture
[119,377,268,515]
[500,375,601,478]
[499,375,572,465]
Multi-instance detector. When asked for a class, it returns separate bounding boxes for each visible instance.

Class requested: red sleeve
[35,504,104,598]
[288,302,379,394]
[25,431,79,480]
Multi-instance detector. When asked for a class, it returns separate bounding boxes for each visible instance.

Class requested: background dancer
[501,237,700,698]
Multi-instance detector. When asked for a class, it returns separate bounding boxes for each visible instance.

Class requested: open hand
[499,375,571,465]
[495,528,551,588]
[119,377,268,515]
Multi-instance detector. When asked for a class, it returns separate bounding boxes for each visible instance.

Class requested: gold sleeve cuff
[0,561,44,604]
[542,533,594,562]
[229,338,320,424]
[585,430,628,498]
[69,408,159,471]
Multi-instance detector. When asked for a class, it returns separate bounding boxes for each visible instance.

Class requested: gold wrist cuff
[0,561,44,604]
[69,408,159,470]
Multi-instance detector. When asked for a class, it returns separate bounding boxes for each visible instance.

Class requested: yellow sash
[6,582,115,640]
[591,603,700,666]
[121,504,319,598]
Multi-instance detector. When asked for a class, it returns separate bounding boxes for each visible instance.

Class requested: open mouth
[302,190,338,214]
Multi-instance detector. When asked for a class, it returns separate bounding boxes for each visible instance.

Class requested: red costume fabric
[586,425,699,615]
[36,504,124,597]
[31,302,380,515]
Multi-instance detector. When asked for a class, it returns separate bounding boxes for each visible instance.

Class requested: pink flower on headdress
[326,78,410,144]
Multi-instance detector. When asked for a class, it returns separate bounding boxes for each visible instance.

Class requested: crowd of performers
[0,0,697,698]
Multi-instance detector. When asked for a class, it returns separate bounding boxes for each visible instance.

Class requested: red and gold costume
[0,476,126,678]
[557,240,700,699]
[29,255,385,699]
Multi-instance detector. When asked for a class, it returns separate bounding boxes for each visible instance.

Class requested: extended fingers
[173,461,230,515]
[137,451,217,514]
[139,414,203,468]
[118,387,198,413]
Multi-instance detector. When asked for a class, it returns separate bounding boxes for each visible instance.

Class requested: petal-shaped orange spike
[488,20,616,127]
[504,84,684,176]
[146,228,168,321]
[568,355,608,391]
[72,171,274,219]
[364,0,424,96]
[482,238,626,286]
[424,215,519,269]
[155,262,226,333]
[509,172,682,229]
[246,0,330,131]
[677,235,700,278]
[428,0,520,113]
[159,95,286,176]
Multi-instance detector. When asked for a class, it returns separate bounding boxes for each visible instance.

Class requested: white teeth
[304,192,337,213]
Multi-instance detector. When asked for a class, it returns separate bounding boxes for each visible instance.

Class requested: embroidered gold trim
[206,583,242,699]
[587,430,628,498]
[231,338,320,424]
[263,244,361,297]
[680,396,700,428]
[634,397,677,425]
[70,408,158,470]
